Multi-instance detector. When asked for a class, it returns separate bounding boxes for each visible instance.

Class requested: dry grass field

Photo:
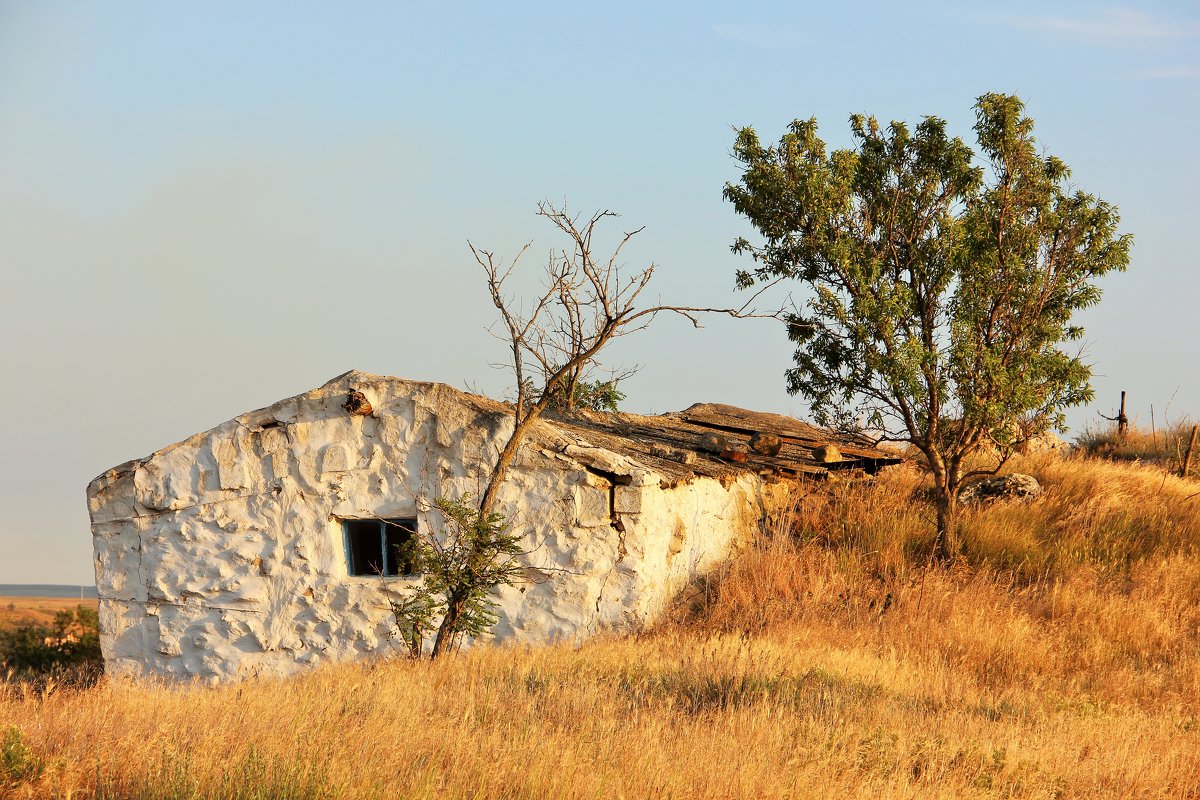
[0,598,98,634]
[2,443,1198,798]
[1075,418,1198,477]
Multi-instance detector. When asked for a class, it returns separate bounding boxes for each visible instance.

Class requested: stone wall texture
[88,371,785,683]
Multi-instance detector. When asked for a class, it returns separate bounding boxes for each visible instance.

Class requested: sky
[1,1,1197,584]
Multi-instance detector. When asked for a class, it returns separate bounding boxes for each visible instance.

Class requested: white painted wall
[88,371,778,683]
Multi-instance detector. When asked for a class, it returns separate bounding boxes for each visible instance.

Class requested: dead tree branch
[426,201,776,657]
[472,201,776,518]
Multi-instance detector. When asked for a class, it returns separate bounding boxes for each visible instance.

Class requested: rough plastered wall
[87,371,781,683]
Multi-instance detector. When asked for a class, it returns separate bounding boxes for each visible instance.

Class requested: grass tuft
[0,726,42,787]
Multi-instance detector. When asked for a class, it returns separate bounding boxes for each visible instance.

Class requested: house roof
[310,372,901,482]
[90,371,903,492]
[541,401,902,484]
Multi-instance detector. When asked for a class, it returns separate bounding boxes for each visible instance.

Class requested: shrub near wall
[0,605,102,686]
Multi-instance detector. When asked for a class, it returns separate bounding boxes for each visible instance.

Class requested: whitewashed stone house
[87,370,897,682]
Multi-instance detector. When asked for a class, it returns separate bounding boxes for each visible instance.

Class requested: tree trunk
[434,337,621,657]
[563,371,579,412]
[432,403,547,658]
[429,405,545,658]
[431,596,464,658]
[478,412,540,518]
[933,489,960,562]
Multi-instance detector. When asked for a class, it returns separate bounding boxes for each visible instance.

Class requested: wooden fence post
[1118,391,1128,439]
[1182,424,1198,479]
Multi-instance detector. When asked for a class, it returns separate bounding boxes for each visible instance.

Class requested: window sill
[344,574,422,582]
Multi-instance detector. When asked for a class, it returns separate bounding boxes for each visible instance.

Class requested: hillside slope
[2,451,1198,798]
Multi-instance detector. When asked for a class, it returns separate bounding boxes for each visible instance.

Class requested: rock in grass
[960,473,1043,504]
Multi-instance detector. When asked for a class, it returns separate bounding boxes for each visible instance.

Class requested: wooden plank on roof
[545,401,900,480]
[681,403,828,442]
[680,403,896,462]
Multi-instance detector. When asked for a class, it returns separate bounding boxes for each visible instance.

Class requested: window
[343,518,419,577]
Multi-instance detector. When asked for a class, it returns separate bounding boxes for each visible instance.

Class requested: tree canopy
[724,93,1131,556]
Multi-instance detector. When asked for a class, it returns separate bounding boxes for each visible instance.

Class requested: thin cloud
[997,6,1200,46]
[711,23,807,50]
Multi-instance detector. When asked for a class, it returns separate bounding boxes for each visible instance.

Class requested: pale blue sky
[1,2,1197,583]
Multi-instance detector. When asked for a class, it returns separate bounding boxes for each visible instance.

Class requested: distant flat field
[0,596,98,631]
[0,584,97,599]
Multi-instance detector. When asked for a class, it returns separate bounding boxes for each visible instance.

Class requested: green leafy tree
[387,498,525,657]
[569,377,625,413]
[724,93,1131,558]
[526,373,626,413]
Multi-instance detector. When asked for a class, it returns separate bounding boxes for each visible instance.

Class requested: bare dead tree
[472,201,769,518]
[425,201,771,657]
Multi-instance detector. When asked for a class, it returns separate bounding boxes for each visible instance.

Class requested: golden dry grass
[2,452,1198,798]
[0,599,98,634]
[1076,419,1199,477]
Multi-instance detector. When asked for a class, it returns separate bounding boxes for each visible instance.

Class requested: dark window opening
[344,518,418,577]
